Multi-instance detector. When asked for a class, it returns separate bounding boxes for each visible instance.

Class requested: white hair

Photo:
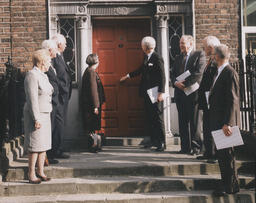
[141,36,156,49]
[215,44,230,60]
[42,39,57,50]
[203,36,220,48]
[181,35,194,47]
[51,33,66,45]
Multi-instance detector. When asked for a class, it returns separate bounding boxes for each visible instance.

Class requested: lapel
[57,54,69,72]
[184,50,195,71]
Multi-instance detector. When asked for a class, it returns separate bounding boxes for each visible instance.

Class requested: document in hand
[211,126,244,150]
[147,86,167,103]
[176,70,191,82]
[184,82,199,96]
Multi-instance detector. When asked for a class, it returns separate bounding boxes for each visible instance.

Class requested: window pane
[59,18,76,82]
[243,0,256,26]
[245,33,256,54]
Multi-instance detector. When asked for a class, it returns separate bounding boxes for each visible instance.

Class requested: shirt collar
[33,66,45,76]
[147,51,154,60]
[218,62,229,74]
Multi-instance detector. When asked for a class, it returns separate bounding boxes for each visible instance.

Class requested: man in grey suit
[209,44,240,196]
[171,35,206,155]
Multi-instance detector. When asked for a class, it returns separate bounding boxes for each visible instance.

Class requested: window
[243,0,256,26]
[59,18,77,83]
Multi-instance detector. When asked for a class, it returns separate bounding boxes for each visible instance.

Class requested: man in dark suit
[197,36,220,163]
[209,44,240,196]
[120,36,166,151]
[171,35,206,155]
[42,39,60,164]
[51,34,72,159]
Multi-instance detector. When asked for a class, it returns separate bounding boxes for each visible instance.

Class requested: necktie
[181,54,187,73]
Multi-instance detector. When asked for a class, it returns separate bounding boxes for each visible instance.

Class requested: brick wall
[0,0,47,73]
[194,0,241,61]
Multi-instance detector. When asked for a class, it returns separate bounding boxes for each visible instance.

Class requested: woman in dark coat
[81,54,105,152]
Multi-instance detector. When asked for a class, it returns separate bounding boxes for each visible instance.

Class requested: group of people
[23,33,240,196]
[121,35,240,196]
[24,34,72,184]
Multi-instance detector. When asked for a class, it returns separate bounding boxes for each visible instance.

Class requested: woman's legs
[28,152,39,181]
[37,151,47,177]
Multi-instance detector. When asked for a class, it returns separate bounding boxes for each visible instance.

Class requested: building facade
[1,0,255,147]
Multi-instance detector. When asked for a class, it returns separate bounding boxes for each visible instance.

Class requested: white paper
[176,70,191,82]
[184,82,200,96]
[205,91,210,109]
[211,126,244,150]
[147,86,167,103]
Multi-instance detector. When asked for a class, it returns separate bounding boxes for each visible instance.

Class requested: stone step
[0,190,255,203]
[0,175,253,197]
[5,146,255,181]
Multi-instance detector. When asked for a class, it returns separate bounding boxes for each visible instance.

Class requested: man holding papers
[171,35,206,155]
[120,36,166,152]
[209,44,240,196]
[197,36,220,163]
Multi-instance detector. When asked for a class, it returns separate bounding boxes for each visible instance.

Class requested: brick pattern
[194,0,240,62]
[0,0,47,72]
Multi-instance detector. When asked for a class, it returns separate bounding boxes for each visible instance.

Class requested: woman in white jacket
[24,49,53,184]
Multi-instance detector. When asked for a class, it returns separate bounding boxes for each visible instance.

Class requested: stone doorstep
[0,176,254,197]
[4,160,255,182]
[0,190,255,203]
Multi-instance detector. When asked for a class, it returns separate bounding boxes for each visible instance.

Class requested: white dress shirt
[212,62,229,88]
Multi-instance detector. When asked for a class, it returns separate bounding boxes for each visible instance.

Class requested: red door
[93,19,150,137]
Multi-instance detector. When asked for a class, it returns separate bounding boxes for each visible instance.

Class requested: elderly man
[197,36,220,163]
[209,44,240,196]
[120,36,166,151]
[51,34,72,159]
[42,40,60,164]
[171,35,206,155]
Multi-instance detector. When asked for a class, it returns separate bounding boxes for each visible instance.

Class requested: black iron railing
[233,53,256,135]
[0,57,25,147]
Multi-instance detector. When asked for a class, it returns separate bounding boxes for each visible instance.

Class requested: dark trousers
[47,103,64,158]
[216,147,239,193]
[144,95,165,148]
[202,109,215,158]
[176,94,202,152]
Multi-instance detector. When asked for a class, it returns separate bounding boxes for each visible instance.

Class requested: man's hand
[222,124,232,136]
[174,81,185,91]
[120,75,129,82]
[34,121,41,129]
[94,108,99,115]
[157,93,164,102]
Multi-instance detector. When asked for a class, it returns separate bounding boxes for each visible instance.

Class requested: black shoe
[212,190,226,197]
[48,158,59,164]
[154,144,165,152]
[207,158,217,164]
[142,144,152,149]
[196,155,209,160]
[177,150,190,154]
[55,152,70,159]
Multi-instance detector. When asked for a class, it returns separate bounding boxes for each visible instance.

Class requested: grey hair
[51,33,66,45]
[141,36,156,50]
[181,35,194,47]
[42,39,57,50]
[215,44,230,60]
[203,36,220,48]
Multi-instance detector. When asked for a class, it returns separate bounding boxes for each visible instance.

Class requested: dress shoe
[177,150,189,154]
[142,144,153,149]
[212,189,226,197]
[48,158,59,164]
[190,148,200,155]
[196,155,209,160]
[28,178,41,184]
[207,158,217,164]
[36,174,51,182]
[154,144,165,152]
[55,152,70,159]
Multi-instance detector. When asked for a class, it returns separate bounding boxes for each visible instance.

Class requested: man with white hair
[171,35,206,155]
[51,33,72,159]
[197,36,220,163]
[42,39,60,164]
[209,44,240,196]
[120,36,166,151]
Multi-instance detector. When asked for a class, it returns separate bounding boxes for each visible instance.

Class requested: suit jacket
[129,52,165,97]
[45,65,59,106]
[198,59,217,111]
[81,67,106,111]
[24,67,53,122]
[171,50,206,101]
[52,54,72,104]
[209,64,240,130]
